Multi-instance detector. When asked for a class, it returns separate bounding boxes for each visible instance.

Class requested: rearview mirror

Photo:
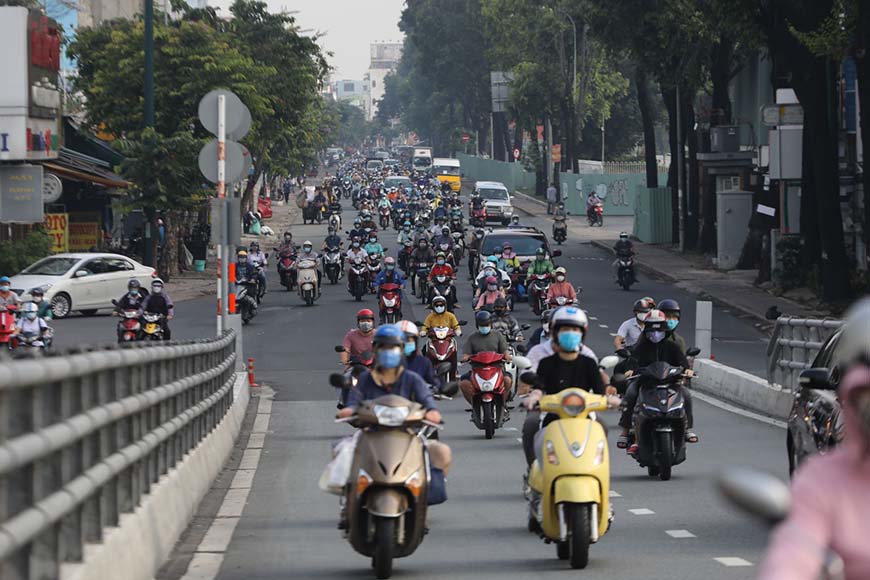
[576,286,583,294]
[513,355,532,370]
[74,270,88,278]
[686,347,701,357]
[111,299,118,306]
[798,368,836,390]
[514,343,527,355]
[551,249,562,258]
[716,467,790,526]
[334,345,346,353]
[329,373,347,389]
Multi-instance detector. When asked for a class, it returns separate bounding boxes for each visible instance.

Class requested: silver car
[473,181,514,226]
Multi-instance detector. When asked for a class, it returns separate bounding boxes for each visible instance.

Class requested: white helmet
[550,306,588,334]
[398,320,419,338]
[836,298,870,368]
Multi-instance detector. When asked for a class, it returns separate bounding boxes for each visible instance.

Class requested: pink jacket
[759,364,870,580]
[475,290,502,310]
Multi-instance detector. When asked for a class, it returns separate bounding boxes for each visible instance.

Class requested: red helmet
[485,275,498,285]
[356,308,374,320]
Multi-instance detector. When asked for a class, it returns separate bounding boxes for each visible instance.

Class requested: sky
[211,0,406,81]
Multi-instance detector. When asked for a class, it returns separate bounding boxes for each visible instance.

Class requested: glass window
[103,259,133,273]
[19,257,79,276]
[433,166,461,176]
[477,187,509,201]
[481,234,546,256]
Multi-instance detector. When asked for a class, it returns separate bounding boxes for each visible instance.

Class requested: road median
[692,358,792,421]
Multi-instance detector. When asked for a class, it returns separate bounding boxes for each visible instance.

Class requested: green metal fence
[634,186,673,244]
[456,154,537,194]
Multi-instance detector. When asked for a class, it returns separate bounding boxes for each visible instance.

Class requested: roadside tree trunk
[636,67,658,188]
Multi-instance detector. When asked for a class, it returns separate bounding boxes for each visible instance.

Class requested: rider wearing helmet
[421,295,461,336]
[658,298,686,353]
[322,227,342,253]
[614,298,653,349]
[527,247,555,277]
[617,309,695,452]
[612,232,634,283]
[507,215,523,228]
[140,278,174,339]
[0,276,19,311]
[759,298,870,580]
[521,306,613,467]
[498,242,520,273]
[247,241,268,293]
[28,287,53,320]
[373,256,406,322]
[15,301,49,342]
[491,297,521,342]
[398,320,441,392]
[458,310,512,404]
[349,217,365,240]
[475,275,504,311]
[340,309,376,367]
[278,231,297,255]
[527,308,554,350]
[113,278,148,314]
[364,233,383,256]
[545,266,577,306]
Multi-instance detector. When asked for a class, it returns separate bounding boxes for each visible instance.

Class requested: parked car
[479,227,560,268]
[11,253,156,318]
[473,181,514,225]
[786,327,846,475]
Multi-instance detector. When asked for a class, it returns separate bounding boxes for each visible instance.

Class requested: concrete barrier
[61,373,250,580]
[692,358,793,420]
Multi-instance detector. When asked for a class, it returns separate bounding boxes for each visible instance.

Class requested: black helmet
[541,308,554,323]
[658,298,681,315]
[633,298,652,314]
[127,279,141,290]
[475,310,493,327]
[493,297,507,313]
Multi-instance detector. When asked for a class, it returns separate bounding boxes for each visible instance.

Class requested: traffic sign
[228,104,252,141]
[513,147,521,160]
[198,89,249,139]
[198,139,245,183]
[462,133,471,143]
[762,104,803,126]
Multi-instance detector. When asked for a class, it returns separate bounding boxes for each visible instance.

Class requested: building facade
[364,42,401,121]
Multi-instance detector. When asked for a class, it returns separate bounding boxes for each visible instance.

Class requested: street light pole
[143,0,155,268]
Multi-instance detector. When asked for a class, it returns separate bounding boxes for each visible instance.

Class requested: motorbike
[314,200,326,224]
[470,205,486,228]
[553,215,568,244]
[324,247,342,285]
[588,203,604,227]
[449,210,463,233]
[547,287,581,309]
[528,273,551,315]
[378,206,391,229]
[0,306,18,349]
[367,254,384,293]
[331,393,441,579]
[620,359,695,481]
[332,346,375,408]
[276,251,296,291]
[427,275,456,311]
[329,211,342,232]
[348,257,369,302]
[141,312,166,340]
[114,303,142,343]
[525,387,617,569]
[297,257,319,306]
[237,278,259,324]
[414,261,431,302]
[467,247,479,280]
[378,282,402,324]
[467,351,508,439]
[617,254,636,291]
[451,232,465,264]
[16,327,52,350]
[424,325,462,384]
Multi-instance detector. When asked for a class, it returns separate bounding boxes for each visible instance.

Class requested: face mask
[542,323,549,336]
[434,305,445,314]
[304,247,312,253]
[556,275,565,282]
[32,296,43,303]
[487,285,497,292]
[404,227,410,232]
[128,290,138,297]
[370,239,376,244]
[636,313,646,323]
[478,326,491,335]
[284,237,292,242]
[437,259,445,266]
[25,312,37,320]
[353,242,360,248]
[386,264,395,271]
[152,286,163,294]
[557,330,582,352]
[359,321,373,332]
[647,330,666,344]
[0,286,8,293]
[666,319,679,331]
[403,342,417,356]
[377,348,402,369]
[502,252,510,258]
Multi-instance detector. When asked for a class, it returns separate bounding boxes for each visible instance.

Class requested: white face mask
[434,305,446,314]
[556,275,565,282]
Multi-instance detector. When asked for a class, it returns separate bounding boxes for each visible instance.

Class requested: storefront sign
[44,212,68,252]
[0,164,44,222]
[68,222,99,251]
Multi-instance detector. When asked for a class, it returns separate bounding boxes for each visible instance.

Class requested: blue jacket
[374,269,405,288]
[405,353,441,390]
[347,368,436,410]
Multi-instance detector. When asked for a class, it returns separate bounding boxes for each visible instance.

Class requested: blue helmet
[373,324,404,347]
[0,276,10,284]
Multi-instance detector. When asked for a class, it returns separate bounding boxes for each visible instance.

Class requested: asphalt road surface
[53,193,783,580]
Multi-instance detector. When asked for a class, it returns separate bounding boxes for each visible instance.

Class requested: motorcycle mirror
[513,355,532,370]
[551,249,562,258]
[520,323,531,331]
[716,467,790,527]
[576,286,583,294]
[334,345,346,353]
[111,299,118,306]
[440,381,460,397]
[329,373,347,390]
[686,347,701,357]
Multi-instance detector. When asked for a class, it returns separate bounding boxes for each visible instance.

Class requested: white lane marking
[693,390,787,429]
[516,438,523,443]
[628,508,655,515]
[609,490,621,497]
[598,324,608,329]
[230,469,256,489]
[589,316,598,321]
[216,488,251,518]
[238,448,262,470]
[504,427,518,431]
[714,557,753,567]
[180,553,224,579]
[197,517,241,553]
[666,529,696,538]
[257,397,272,414]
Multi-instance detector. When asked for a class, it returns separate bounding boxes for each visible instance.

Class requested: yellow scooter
[527,388,618,569]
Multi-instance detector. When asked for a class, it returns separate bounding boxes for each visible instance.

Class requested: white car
[10,253,156,318]
[473,181,514,225]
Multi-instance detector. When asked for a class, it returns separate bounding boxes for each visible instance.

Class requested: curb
[693,359,791,421]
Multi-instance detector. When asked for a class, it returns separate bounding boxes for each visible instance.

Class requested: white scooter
[297,258,320,306]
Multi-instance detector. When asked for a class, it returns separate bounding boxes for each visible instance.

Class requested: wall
[456,154,537,194]
[560,172,667,217]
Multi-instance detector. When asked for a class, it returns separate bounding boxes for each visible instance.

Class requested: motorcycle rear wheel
[568,503,591,569]
[373,517,395,579]
[658,432,673,481]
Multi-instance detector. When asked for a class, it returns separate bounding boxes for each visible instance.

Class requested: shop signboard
[68,221,100,251]
[0,164,43,222]
[44,212,68,252]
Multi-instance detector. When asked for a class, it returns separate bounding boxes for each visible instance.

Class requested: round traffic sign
[198,139,246,184]
[198,89,248,139]
[513,147,521,160]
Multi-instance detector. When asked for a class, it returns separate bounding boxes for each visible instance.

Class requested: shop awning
[40,148,129,189]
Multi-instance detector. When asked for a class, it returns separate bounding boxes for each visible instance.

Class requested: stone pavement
[511,191,828,329]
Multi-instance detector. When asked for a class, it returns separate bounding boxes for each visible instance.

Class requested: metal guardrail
[0,331,237,580]
[603,161,670,174]
[766,317,843,390]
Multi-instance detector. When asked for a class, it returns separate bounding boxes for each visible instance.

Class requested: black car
[479,227,560,267]
[786,328,846,475]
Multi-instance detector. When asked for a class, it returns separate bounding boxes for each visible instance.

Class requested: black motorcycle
[324,247,342,285]
[617,253,636,291]
[237,279,259,324]
[552,216,567,244]
[348,259,369,302]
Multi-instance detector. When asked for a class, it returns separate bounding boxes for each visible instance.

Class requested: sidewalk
[511,191,826,328]
[168,197,301,302]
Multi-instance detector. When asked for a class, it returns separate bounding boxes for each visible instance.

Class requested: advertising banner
[68,221,99,251]
[44,212,68,252]
[0,164,44,222]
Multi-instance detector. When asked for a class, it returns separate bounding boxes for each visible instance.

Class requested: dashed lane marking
[628,508,655,515]
[598,324,608,329]
[516,438,523,443]
[609,490,621,497]
[504,427,518,431]
[714,557,753,567]
[609,333,617,337]
[666,529,697,538]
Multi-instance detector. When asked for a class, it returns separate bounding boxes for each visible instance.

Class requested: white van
[412,147,433,172]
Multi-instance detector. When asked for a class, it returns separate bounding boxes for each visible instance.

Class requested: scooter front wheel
[372,516,395,579]
[482,402,495,439]
[568,503,591,569]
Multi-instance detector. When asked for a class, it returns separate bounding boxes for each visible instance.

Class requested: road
[52,193,783,579]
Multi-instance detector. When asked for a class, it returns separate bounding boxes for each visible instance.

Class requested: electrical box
[716,190,753,270]
[710,126,740,153]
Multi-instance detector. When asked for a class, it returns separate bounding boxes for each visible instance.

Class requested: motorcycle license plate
[144,323,159,334]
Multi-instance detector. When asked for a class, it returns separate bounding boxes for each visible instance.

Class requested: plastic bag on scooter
[318,432,359,495]
[427,467,447,505]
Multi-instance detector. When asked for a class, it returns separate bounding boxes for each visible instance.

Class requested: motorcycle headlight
[373,405,410,427]
[475,375,495,392]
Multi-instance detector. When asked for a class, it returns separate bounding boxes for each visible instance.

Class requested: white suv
[473,181,514,226]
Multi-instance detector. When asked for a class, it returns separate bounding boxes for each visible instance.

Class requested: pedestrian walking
[282,180,291,204]
[546,182,558,215]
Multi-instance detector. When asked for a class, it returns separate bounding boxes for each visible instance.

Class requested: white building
[364,42,401,121]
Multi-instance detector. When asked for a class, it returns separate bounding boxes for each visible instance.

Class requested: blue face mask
[478,326,491,335]
[0,286,9,293]
[437,259,445,266]
[666,319,679,331]
[647,331,666,344]
[403,342,416,356]
[377,349,402,369]
[557,330,582,352]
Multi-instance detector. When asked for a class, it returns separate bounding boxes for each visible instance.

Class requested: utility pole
[676,83,685,252]
[143,0,155,267]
